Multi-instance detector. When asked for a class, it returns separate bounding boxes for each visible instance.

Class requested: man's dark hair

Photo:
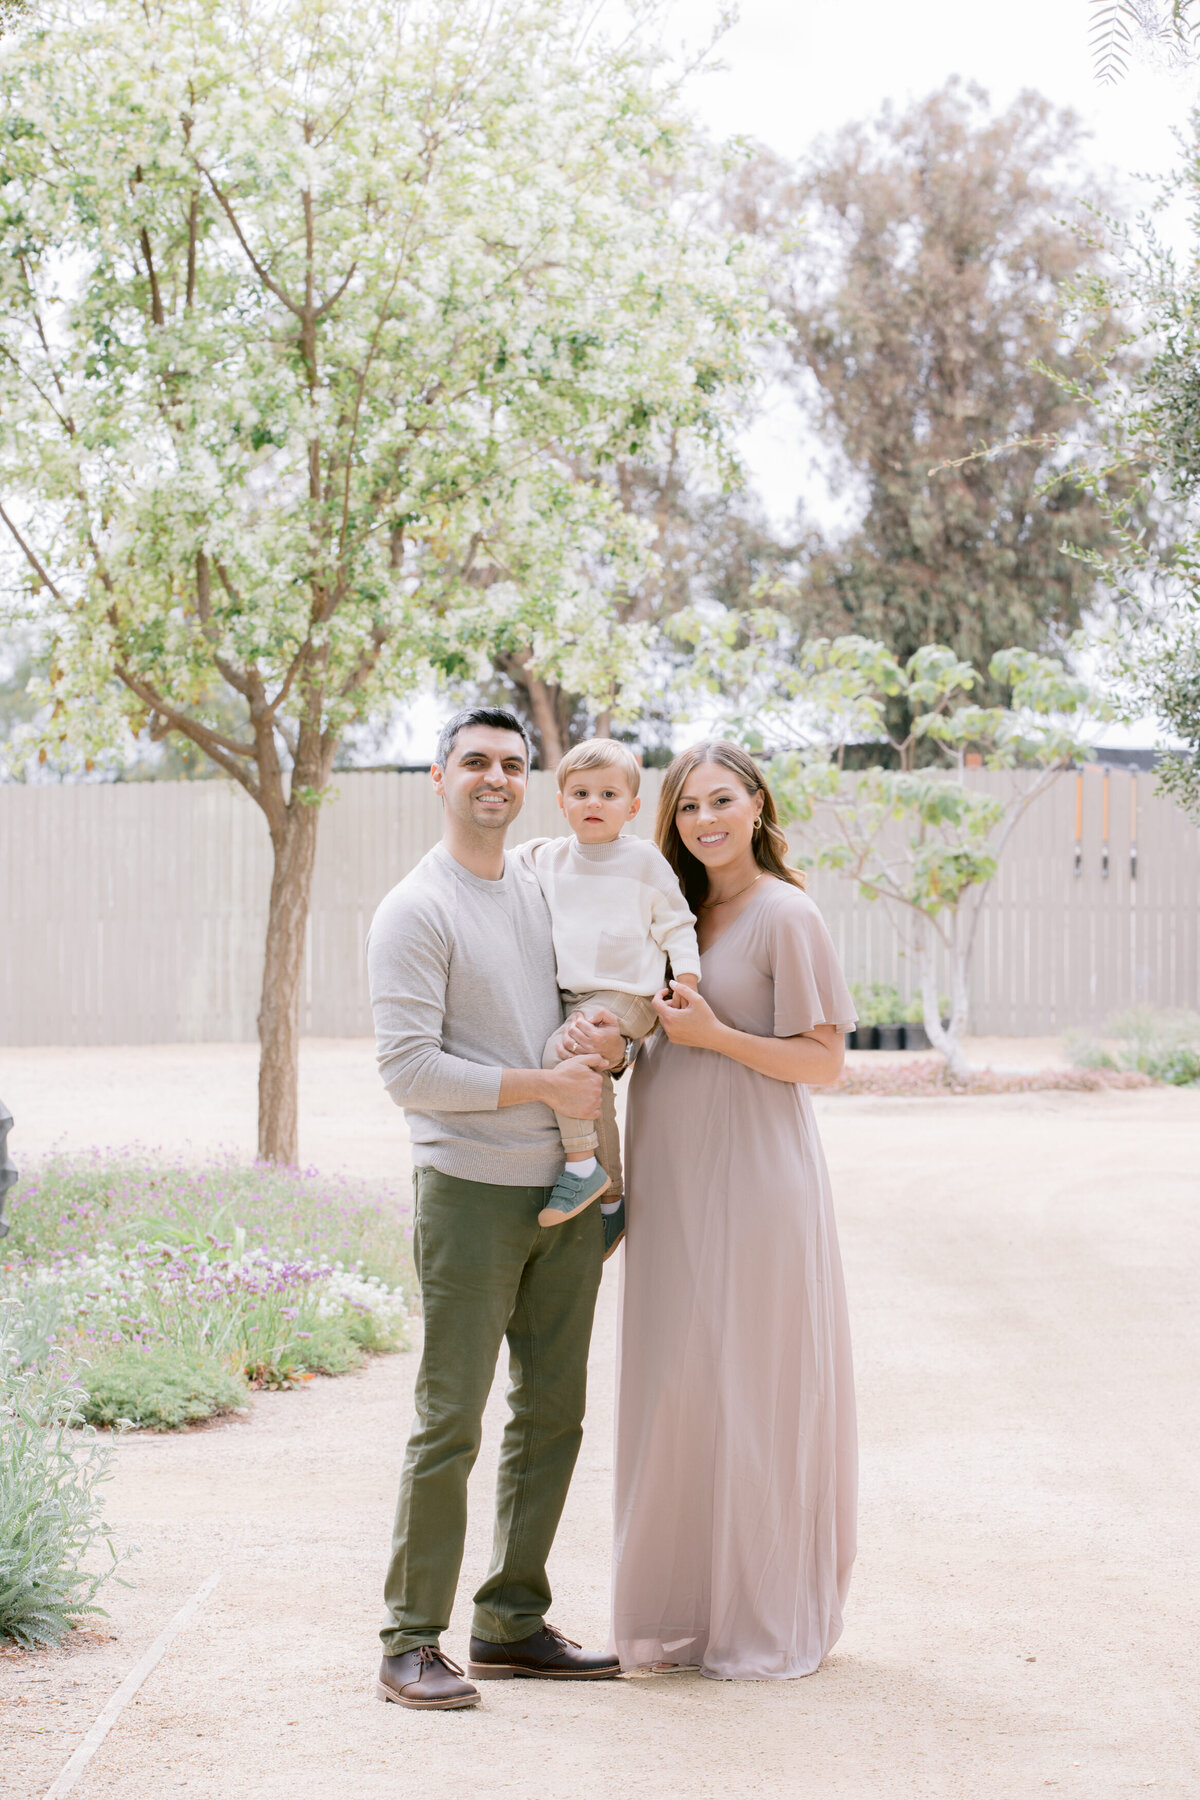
[434,706,534,772]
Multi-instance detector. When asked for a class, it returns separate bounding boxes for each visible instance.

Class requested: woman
[610,741,857,1681]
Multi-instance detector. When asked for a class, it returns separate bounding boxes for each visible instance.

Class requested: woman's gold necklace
[699,871,764,909]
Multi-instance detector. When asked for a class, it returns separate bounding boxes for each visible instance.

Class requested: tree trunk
[499,652,572,767]
[917,937,971,1084]
[523,672,567,767]
[257,799,322,1163]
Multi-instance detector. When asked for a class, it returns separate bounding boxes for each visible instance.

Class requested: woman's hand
[651,981,725,1050]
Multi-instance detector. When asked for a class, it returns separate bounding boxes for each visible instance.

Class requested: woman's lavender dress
[611,878,858,1680]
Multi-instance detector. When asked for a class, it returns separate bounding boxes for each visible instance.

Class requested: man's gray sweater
[366,842,565,1186]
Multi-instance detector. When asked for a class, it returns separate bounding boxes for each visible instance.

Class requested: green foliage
[3,1153,415,1427]
[750,84,1131,690]
[673,612,1101,774]
[903,991,949,1025]
[0,0,761,786]
[0,629,42,779]
[850,982,903,1028]
[848,982,945,1029]
[80,1343,247,1432]
[1049,125,1200,821]
[475,452,798,767]
[0,1304,124,1648]
[1067,1009,1200,1084]
[756,632,1100,1077]
[0,0,769,1163]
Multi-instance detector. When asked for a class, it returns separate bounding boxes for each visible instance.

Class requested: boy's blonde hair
[556,738,642,795]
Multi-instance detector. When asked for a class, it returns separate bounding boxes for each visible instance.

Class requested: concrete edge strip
[43,1573,222,1800]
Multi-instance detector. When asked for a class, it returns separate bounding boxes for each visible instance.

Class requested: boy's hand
[542,1054,605,1119]
[560,1007,625,1071]
[664,972,699,1009]
[652,980,723,1049]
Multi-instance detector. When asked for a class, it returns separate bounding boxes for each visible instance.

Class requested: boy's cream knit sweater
[519,834,701,999]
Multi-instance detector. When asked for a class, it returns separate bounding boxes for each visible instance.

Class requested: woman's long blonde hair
[655,741,804,912]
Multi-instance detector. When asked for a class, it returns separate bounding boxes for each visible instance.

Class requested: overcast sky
[398,0,1200,759]
[673,0,1200,524]
[676,0,1198,170]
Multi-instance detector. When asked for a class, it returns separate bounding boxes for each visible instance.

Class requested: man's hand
[559,1006,625,1071]
[499,1056,604,1116]
[541,1054,605,1118]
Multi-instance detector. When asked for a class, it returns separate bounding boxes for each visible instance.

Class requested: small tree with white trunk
[672,613,1099,1079]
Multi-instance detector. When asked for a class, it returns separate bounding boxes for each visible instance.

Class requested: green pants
[381,1167,604,1655]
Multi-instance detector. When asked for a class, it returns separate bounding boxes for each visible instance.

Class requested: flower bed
[828,1059,1158,1098]
[1,1153,415,1429]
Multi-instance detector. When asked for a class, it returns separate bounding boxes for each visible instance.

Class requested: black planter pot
[845,1029,860,1050]
[876,1024,905,1051]
[903,1022,931,1051]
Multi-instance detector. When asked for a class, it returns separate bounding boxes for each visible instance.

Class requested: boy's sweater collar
[568,834,635,862]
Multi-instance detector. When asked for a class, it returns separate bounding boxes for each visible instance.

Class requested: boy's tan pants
[542,988,659,1198]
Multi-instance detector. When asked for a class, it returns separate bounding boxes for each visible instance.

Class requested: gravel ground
[1,1041,1197,1800]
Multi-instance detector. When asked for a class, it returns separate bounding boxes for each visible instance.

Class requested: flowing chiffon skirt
[610,880,858,1680]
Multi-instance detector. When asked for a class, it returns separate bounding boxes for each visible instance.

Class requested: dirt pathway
[2,1044,1198,1799]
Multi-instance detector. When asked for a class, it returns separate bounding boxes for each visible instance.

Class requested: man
[367,706,627,1711]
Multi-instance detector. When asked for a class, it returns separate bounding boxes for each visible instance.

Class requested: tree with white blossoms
[0,0,761,1160]
[672,612,1100,1080]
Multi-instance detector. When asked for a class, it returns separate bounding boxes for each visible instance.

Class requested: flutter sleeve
[767,886,857,1038]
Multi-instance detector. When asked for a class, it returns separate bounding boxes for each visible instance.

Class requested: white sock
[565,1157,597,1178]
[600,1199,622,1215]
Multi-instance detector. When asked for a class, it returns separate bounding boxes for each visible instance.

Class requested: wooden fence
[1,764,1197,1044]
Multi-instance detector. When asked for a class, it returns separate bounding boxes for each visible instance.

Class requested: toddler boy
[518,740,700,1251]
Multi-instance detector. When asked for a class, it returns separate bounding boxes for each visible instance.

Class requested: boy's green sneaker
[538,1164,611,1227]
[601,1199,625,1261]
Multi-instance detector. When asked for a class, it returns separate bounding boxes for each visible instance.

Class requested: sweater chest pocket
[595,930,646,982]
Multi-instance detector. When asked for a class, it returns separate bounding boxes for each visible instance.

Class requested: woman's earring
[752,815,762,833]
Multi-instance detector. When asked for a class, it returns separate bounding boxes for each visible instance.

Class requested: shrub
[4,1241,412,1422]
[1067,1009,1200,1086]
[2,1153,416,1428]
[80,1343,248,1432]
[0,1303,125,1648]
[1157,1044,1200,1085]
[1064,1029,1116,1071]
[850,981,904,1028]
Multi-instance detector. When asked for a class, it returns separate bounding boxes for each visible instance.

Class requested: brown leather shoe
[468,1623,621,1681]
[376,1646,480,1709]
